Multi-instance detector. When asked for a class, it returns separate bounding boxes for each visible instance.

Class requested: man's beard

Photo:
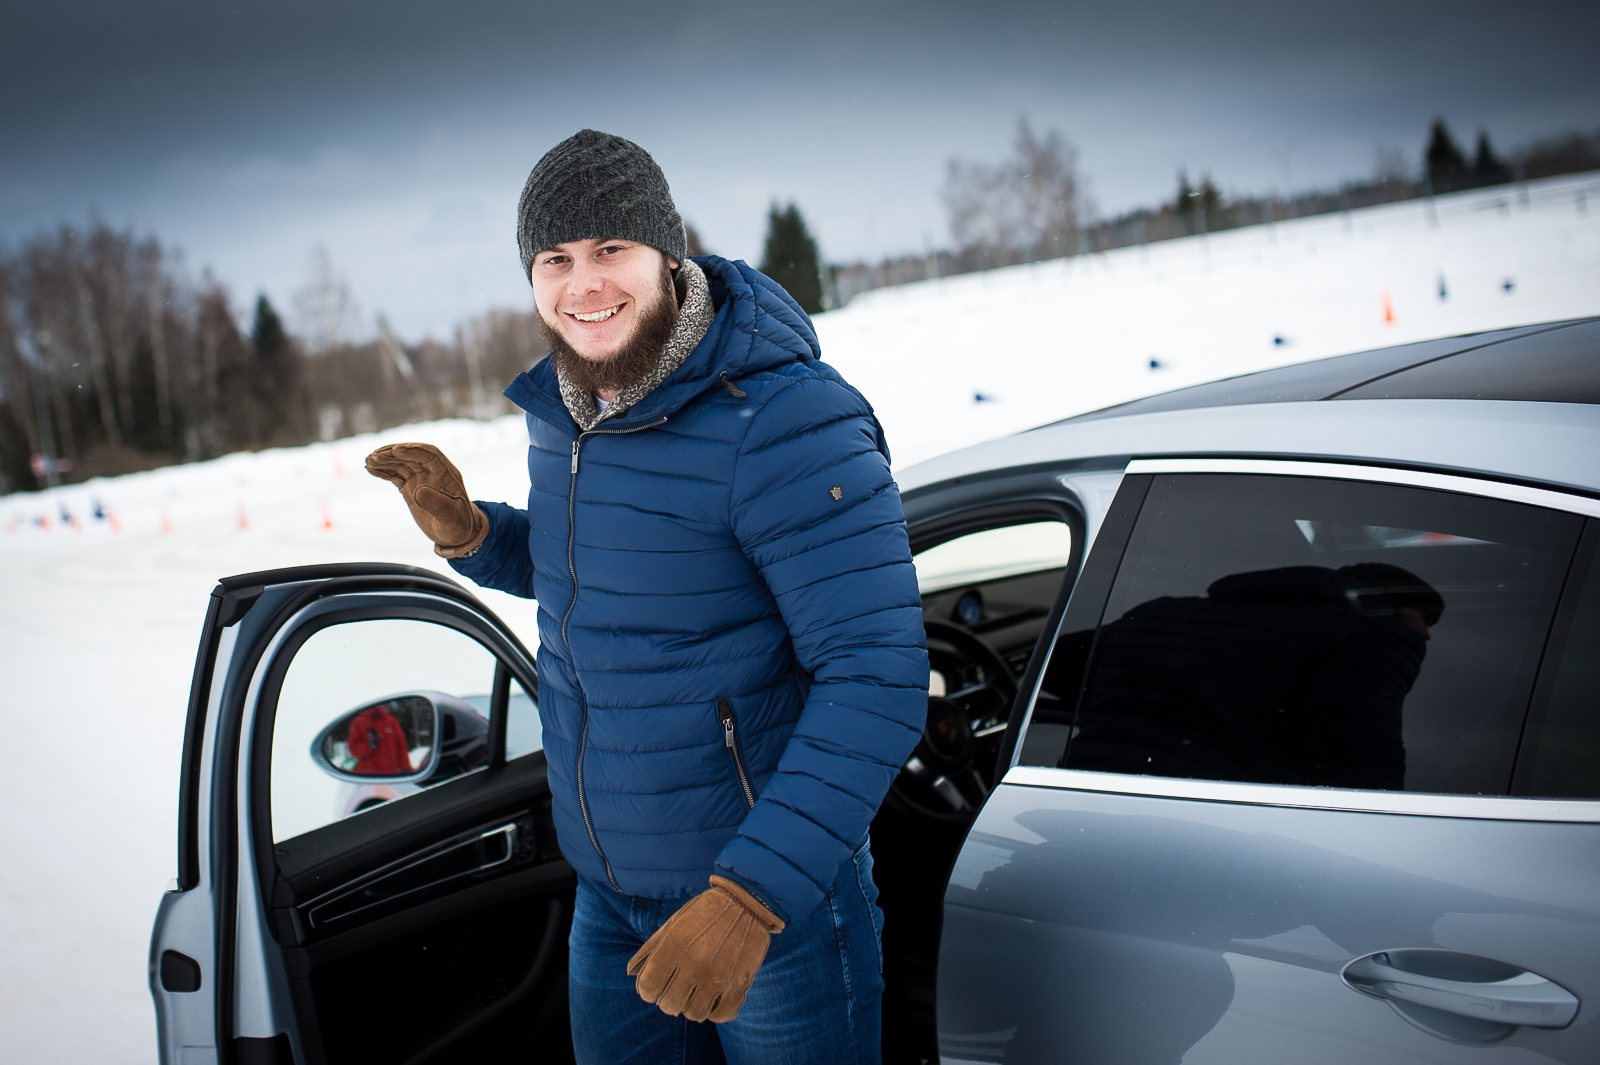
[540,260,680,396]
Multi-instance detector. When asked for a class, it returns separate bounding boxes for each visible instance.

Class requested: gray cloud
[3,0,1595,337]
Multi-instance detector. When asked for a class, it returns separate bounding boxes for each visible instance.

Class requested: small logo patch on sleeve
[829,485,844,501]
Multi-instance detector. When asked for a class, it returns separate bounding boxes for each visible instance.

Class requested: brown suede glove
[364,443,489,558]
[627,875,785,1023]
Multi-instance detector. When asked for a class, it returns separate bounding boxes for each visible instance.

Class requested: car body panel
[939,773,1600,1064]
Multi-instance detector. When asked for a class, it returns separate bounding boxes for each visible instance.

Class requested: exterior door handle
[1342,949,1579,1042]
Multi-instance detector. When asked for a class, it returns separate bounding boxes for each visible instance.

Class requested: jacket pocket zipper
[718,699,757,808]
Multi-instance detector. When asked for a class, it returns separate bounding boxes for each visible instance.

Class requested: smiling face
[530,238,679,363]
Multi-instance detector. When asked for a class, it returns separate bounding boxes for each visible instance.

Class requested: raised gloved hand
[627,875,785,1023]
[364,443,489,559]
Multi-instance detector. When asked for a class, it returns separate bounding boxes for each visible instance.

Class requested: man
[366,130,928,1065]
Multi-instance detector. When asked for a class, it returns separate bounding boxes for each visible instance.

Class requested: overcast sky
[2,0,1596,339]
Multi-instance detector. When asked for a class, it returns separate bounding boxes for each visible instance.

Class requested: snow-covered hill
[821,171,1600,468]
[2,171,1596,1063]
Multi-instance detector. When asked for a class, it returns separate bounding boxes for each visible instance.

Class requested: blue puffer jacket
[451,256,928,922]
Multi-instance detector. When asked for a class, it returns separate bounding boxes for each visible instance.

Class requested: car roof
[1052,317,1600,423]
[898,317,1600,499]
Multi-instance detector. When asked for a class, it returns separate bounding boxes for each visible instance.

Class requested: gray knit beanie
[517,129,687,279]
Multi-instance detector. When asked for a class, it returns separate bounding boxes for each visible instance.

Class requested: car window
[270,618,502,841]
[916,520,1073,680]
[914,521,1072,594]
[505,677,542,761]
[1024,473,1583,794]
[1518,523,1600,798]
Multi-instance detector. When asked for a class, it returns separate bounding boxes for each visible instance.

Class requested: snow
[2,172,1596,1063]
[819,172,1600,468]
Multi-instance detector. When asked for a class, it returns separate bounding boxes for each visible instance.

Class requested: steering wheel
[887,619,1019,822]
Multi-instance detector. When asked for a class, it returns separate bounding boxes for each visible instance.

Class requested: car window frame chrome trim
[1125,457,1600,518]
[1005,455,1600,818]
[1003,765,1600,823]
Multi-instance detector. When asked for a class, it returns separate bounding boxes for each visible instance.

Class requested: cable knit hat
[517,129,687,279]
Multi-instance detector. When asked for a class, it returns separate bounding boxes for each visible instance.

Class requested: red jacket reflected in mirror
[346,704,415,776]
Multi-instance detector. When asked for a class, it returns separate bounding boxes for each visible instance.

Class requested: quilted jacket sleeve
[715,374,929,922]
[447,500,536,599]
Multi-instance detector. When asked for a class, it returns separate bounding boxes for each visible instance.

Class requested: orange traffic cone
[108,510,121,534]
[237,502,249,530]
[1382,288,1396,325]
[333,452,345,477]
[320,495,335,531]
[160,504,173,534]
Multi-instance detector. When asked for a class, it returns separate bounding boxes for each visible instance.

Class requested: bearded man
[366,129,928,1065]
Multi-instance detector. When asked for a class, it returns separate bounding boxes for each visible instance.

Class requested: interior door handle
[479,823,517,870]
[1342,948,1579,1040]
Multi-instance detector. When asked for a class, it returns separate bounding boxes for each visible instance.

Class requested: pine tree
[251,294,288,359]
[1424,119,1468,193]
[758,202,824,315]
[1173,170,1196,212]
[684,222,710,258]
[1472,130,1511,187]
[249,293,301,442]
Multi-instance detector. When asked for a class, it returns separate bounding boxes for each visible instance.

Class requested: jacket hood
[503,256,821,432]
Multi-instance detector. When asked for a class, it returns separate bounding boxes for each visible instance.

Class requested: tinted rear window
[1054,474,1582,794]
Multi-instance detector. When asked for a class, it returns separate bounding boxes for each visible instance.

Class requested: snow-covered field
[2,172,1596,1062]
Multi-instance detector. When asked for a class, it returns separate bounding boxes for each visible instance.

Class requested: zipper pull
[723,718,736,747]
[570,439,580,475]
[717,699,736,745]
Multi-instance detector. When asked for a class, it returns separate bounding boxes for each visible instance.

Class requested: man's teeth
[572,306,621,322]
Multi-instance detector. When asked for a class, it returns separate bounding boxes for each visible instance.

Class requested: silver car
[151,317,1599,1064]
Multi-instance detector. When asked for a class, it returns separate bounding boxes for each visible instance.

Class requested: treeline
[0,224,546,494]
[828,119,1600,307]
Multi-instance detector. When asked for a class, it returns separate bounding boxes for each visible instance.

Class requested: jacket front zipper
[718,699,757,808]
[562,418,667,891]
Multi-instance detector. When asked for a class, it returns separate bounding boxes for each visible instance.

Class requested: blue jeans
[569,841,885,1065]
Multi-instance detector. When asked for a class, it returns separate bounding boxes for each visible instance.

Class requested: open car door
[149,563,576,1065]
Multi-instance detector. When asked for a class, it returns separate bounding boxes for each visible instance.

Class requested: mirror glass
[318,694,436,777]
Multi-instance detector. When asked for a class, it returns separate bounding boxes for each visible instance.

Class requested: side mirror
[310,691,491,786]
[311,693,439,784]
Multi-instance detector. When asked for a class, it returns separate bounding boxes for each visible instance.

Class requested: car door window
[1025,473,1583,794]
[916,520,1072,681]
[914,521,1073,594]
[505,676,542,761]
[270,617,506,841]
[1517,521,1600,797]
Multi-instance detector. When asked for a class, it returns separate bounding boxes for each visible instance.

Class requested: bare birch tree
[943,117,1088,267]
